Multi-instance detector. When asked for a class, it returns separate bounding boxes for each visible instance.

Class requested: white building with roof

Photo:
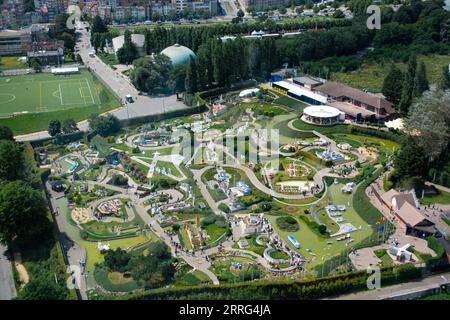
[272,80,328,105]
[112,33,145,56]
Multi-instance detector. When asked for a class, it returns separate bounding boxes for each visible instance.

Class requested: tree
[104,248,131,272]
[48,120,61,136]
[152,11,161,22]
[143,29,152,55]
[278,6,287,15]
[237,9,245,18]
[117,29,138,65]
[88,114,121,137]
[108,174,129,186]
[412,61,429,98]
[17,275,68,300]
[382,64,404,106]
[91,15,108,34]
[394,137,428,181]
[128,241,175,285]
[172,64,187,93]
[31,57,41,72]
[398,55,417,116]
[0,126,14,141]
[0,181,49,244]
[168,10,177,21]
[61,118,78,134]
[0,140,24,182]
[333,9,345,19]
[404,90,450,161]
[185,56,198,94]
[171,223,181,232]
[438,65,450,91]
[130,54,174,94]
[318,225,327,235]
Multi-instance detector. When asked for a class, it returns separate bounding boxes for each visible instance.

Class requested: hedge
[347,125,403,144]
[122,264,422,300]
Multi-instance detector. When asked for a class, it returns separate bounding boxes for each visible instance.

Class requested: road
[221,0,239,18]
[15,20,188,142]
[0,244,17,300]
[328,272,450,300]
[47,184,88,300]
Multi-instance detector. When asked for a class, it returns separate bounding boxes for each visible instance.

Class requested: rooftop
[328,101,378,118]
[314,81,395,113]
[161,44,196,66]
[112,34,145,53]
[293,76,322,86]
[303,105,341,118]
[273,80,328,104]
[397,201,433,228]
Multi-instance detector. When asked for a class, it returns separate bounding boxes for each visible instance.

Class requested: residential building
[0,29,32,55]
[0,0,32,29]
[243,0,289,11]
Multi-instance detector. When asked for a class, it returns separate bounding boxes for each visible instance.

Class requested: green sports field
[0,71,102,116]
[0,70,121,135]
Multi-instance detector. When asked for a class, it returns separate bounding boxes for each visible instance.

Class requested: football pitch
[0,71,103,117]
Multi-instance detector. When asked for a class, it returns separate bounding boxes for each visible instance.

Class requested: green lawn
[374,248,394,268]
[0,70,120,135]
[291,118,349,134]
[0,56,27,71]
[156,160,183,178]
[273,94,308,113]
[420,189,450,205]
[233,234,267,256]
[419,292,450,300]
[210,256,264,283]
[178,227,193,250]
[332,54,450,93]
[203,223,228,245]
[268,183,374,269]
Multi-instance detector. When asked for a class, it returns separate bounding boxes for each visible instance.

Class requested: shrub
[318,225,327,235]
[108,174,129,186]
[218,203,231,214]
[276,216,299,232]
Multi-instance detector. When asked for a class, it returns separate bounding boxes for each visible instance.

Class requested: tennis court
[0,70,102,117]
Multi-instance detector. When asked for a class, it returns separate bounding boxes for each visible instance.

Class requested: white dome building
[160,44,196,66]
[301,105,344,125]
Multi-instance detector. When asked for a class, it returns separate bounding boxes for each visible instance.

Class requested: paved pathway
[47,185,88,300]
[0,244,16,300]
[327,271,450,300]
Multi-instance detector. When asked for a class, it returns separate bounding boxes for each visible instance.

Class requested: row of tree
[0,126,69,299]
[132,16,352,54]
[392,89,450,190]
[382,55,429,115]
